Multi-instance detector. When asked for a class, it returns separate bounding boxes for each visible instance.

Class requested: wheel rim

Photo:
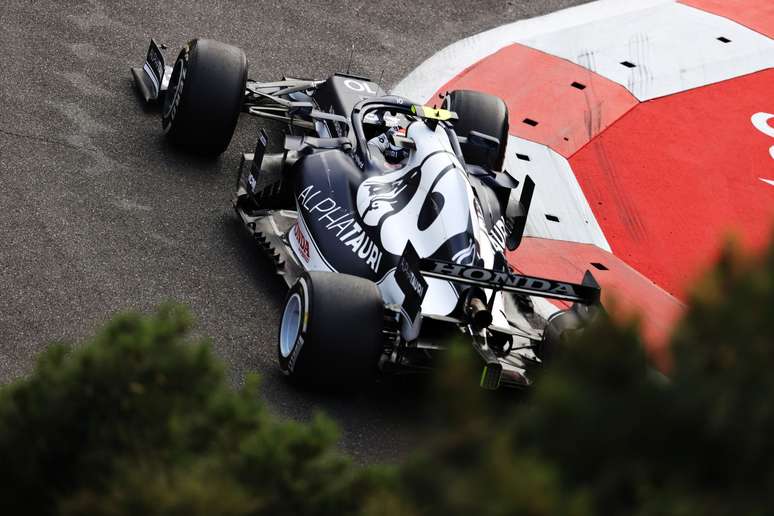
[162,58,185,119]
[279,293,303,358]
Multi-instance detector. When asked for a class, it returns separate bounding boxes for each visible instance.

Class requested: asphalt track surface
[0,0,589,461]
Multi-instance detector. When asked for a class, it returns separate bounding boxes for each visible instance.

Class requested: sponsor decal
[451,239,477,265]
[144,40,165,94]
[395,242,427,323]
[163,57,186,124]
[297,185,383,273]
[247,173,257,193]
[401,259,426,299]
[421,259,600,303]
[359,168,421,226]
[293,223,310,262]
[752,112,774,159]
[288,335,304,372]
[488,217,508,253]
[250,128,269,180]
[751,112,774,185]
[286,279,309,373]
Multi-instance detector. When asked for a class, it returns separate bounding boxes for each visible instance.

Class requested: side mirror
[458,131,501,170]
[467,130,500,151]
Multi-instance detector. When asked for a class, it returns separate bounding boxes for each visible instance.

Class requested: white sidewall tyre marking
[162,57,187,133]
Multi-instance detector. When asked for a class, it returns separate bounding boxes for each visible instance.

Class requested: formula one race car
[132,38,601,389]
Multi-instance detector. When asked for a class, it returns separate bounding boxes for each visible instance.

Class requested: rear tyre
[278,271,385,389]
[443,90,509,171]
[539,304,600,362]
[162,38,247,156]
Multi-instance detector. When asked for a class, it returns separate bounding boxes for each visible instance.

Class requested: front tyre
[162,38,247,156]
[278,271,385,389]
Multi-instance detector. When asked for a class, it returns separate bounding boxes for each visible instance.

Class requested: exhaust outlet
[465,296,492,329]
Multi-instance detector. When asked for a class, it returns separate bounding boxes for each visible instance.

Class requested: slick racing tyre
[278,271,385,389]
[443,90,509,171]
[539,303,600,362]
[162,38,247,156]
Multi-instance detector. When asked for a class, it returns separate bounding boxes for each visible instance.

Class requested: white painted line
[392,0,675,102]
[504,136,611,251]
[519,2,774,101]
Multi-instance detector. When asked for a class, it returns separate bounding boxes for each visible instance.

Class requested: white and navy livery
[131,38,602,389]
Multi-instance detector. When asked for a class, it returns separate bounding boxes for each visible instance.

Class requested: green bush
[0,305,372,516]
[0,237,771,515]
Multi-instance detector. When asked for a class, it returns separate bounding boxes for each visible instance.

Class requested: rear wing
[420,258,601,305]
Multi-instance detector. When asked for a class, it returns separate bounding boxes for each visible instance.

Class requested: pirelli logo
[420,259,600,304]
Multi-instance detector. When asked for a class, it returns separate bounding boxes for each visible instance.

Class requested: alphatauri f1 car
[132,38,601,389]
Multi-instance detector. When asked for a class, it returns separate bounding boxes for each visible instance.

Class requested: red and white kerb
[395,0,774,365]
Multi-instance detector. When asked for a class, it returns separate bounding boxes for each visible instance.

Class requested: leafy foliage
[0,237,771,515]
[0,306,370,516]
